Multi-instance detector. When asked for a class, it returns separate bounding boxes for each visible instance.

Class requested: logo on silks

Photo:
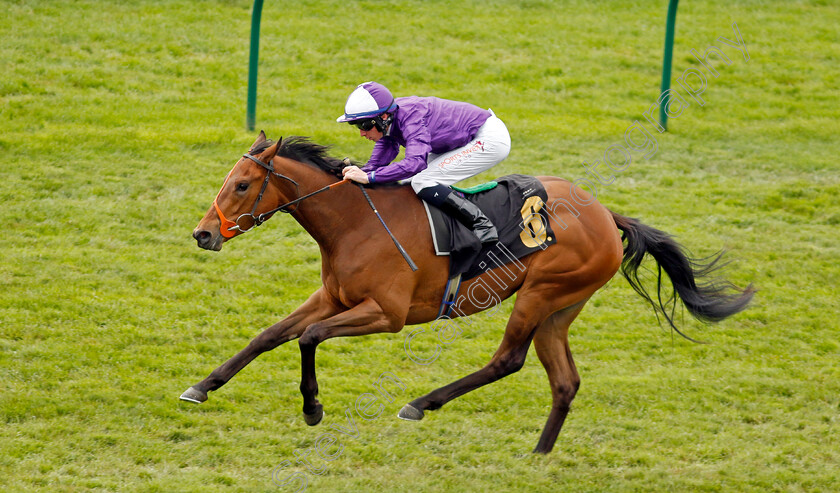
[519,196,552,248]
[437,141,485,169]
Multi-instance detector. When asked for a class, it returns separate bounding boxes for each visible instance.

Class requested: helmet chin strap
[375,110,395,134]
[374,115,389,133]
[372,98,396,133]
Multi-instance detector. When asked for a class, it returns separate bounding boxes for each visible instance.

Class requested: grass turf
[1,0,838,491]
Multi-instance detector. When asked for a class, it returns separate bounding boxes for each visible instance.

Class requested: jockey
[337,81,511,244]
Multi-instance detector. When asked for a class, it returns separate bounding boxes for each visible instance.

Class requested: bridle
[213,152,301,238]
[210,146,416,270]
[213,152,348,238]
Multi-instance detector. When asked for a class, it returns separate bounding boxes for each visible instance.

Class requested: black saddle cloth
[423,174,557,280]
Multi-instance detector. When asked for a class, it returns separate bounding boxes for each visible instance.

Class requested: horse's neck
[279,159,367,251]
[281,163,417,258]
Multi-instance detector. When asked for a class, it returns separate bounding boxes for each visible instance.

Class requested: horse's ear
[264,138,282,160]
[250,130,267,151]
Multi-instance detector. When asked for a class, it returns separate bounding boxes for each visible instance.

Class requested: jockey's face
[360,126,383,142]
[353,113,389,142]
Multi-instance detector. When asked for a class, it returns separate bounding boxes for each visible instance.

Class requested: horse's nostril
[193,230,212,244]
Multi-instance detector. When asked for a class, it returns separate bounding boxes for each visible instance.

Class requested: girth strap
[436,274,463,320]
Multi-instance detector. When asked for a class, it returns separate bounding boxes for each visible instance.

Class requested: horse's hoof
[179,386,207,404]
[303,404,324,426]
[397,404,424,421]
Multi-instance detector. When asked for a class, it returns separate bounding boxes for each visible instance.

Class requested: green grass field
[2,0,838,491]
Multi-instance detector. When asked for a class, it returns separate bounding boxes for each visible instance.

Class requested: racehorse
[182,132,754,454]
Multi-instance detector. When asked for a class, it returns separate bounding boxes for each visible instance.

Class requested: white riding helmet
[336,81,398,123]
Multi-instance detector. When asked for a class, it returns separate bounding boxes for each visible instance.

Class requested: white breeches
[409,113,511,193]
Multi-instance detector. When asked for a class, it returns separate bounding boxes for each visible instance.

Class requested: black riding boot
[441,193,499,244]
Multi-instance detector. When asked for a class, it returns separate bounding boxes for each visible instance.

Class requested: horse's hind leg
[398,295,544,421]
[532,300,587,454]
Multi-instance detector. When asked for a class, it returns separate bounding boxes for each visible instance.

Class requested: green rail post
[246,0,265,131]
[659,0,679,131]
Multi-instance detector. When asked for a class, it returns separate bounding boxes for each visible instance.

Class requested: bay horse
[183,132,754,454]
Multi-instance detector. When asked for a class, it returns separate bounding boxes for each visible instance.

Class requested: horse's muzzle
[193,228,223,251]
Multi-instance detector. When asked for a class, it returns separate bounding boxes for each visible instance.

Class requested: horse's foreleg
[180,288,342,404]
[399,297,544,421]
[297,297,401,425]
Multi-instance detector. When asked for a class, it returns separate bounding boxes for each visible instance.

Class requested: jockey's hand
[342,166,369,184]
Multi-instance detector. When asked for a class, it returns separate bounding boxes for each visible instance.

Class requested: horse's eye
[236,182,250,192]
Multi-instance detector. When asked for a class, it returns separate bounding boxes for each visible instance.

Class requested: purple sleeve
[361,113,432,184]
[362,139,400,173]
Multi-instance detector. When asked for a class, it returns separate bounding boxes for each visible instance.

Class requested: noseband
[213,153,300,238]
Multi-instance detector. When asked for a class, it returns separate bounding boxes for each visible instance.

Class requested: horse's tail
[611,211,755,341]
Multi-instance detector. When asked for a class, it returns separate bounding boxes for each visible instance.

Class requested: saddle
[421,174,558,317]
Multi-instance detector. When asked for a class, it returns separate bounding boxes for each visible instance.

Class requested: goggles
[352,119,378,131]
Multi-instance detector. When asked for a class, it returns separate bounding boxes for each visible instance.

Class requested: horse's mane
[249,136,347,177]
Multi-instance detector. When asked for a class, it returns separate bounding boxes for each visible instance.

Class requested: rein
[213,150,416,270]
[257,175,350,224]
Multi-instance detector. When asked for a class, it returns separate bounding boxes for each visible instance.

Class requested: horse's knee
[298,328,321,349]
[495,350,528,376]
